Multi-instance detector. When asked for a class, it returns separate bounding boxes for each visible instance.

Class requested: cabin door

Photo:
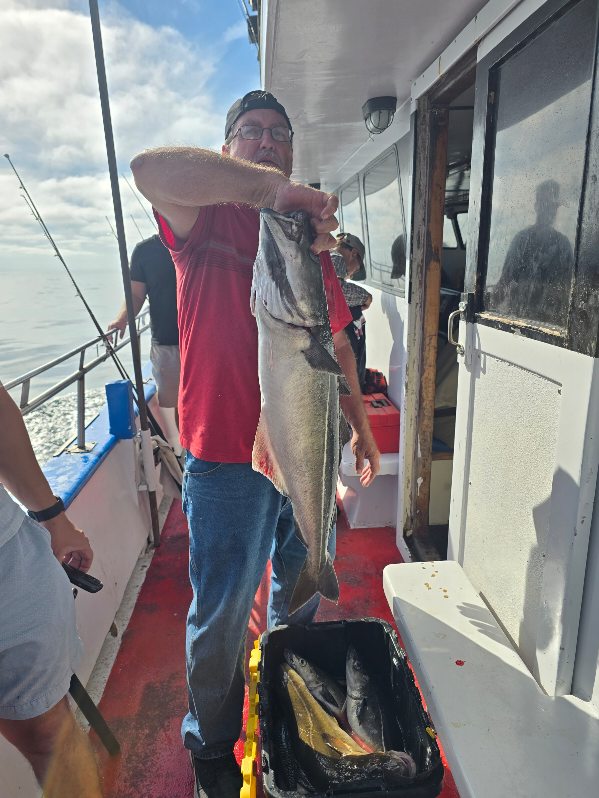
[448,0,599,696]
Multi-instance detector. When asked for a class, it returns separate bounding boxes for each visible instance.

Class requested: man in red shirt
[131,91,380,798]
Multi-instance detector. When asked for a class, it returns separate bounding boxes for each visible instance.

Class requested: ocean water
[1,258,151,462]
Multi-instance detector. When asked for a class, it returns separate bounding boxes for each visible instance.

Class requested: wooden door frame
[402,51,476,559]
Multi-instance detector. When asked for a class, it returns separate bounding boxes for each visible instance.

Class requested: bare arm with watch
[0,383,93,571]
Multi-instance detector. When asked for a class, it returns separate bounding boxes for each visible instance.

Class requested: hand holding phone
[62,562,104,593]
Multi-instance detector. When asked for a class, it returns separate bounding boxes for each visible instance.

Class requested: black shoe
[190,752,242,798]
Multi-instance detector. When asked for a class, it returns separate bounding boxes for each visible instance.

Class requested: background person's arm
[333,331,380,486]
[130,146,338,248]
[0,385,93,570]
[107,280,148,339]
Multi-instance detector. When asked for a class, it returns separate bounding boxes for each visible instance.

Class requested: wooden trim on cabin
[413,103,449,557]
[428,49,477,105]
[401,114,426,547]
[404,97,449,562]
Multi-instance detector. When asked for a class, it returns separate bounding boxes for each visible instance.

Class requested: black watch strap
[27,496,65,522]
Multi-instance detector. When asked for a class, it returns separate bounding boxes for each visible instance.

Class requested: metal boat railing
[5,309,151,452]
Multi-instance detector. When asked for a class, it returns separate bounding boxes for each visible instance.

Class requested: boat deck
[90,499,460,797]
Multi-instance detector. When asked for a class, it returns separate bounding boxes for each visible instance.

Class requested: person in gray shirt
[0,382,102,797]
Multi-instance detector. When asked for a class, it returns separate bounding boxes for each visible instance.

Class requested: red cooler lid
[362,393,400,428]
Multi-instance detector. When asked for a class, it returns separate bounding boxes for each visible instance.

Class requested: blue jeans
[181,455,336,758]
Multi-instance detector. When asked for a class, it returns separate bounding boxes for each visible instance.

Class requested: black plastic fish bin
[259,618,444,797]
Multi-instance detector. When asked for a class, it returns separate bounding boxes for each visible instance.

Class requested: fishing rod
[106,214,118,241]
[130,214,144,241]
[4,154,166,443]
[6,153,132,384]
[121,172,157,231]
[88,0,162,546]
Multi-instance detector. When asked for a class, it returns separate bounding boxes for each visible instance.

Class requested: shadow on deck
[91,500,459,798]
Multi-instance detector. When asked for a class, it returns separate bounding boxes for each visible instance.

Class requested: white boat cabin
[257,0,599,795]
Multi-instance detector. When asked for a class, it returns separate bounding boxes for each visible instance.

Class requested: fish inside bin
[259,620,444,797]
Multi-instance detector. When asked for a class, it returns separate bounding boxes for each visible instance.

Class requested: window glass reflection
[364,149,406,294]
[443,217,458,249]
[484,0,595,329]
[340,179,363,243]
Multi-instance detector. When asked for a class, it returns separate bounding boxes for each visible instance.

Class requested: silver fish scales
[250,208,348,615]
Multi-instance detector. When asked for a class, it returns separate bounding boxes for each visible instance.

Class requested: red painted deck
[92,500,459,798]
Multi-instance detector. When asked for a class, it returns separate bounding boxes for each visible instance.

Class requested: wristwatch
[27,496,65,522]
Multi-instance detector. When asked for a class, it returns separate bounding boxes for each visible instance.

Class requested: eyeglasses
[231,124,293,143]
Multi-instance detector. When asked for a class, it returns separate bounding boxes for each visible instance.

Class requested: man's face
[334,242,359,277]
[222,108,293,178]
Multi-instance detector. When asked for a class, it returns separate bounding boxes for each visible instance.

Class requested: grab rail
[5,309,151,452]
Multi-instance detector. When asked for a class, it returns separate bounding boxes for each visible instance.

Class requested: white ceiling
[261,0,489,185]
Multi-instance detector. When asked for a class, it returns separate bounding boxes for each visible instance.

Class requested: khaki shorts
[0,518,82,720]
[150,342,180,408]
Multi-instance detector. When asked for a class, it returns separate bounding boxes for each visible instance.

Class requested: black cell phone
[62,562,104,593]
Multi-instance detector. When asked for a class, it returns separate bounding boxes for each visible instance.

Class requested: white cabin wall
[442,0,599,694]
[453,333,562,671]
[449,328,599,692]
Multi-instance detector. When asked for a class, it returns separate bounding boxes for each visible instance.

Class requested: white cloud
[0,1,229,265]
[223,19,248,44]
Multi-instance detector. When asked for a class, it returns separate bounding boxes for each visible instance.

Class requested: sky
[0,0,260,272]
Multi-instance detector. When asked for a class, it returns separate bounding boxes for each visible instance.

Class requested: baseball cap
[336,232,366,281]
[225,90,293,141]
[336,232,366,262]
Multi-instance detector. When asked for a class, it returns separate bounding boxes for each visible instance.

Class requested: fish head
[255,209,329,327]
[346,645,370,696]
[284,649,320,687]
[285,649,346,720]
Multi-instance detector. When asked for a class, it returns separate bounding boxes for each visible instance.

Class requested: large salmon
[250,209,348,615]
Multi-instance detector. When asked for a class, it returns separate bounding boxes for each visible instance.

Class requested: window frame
[364,145,407,296]
[466,0,599,354]
[339,176,365,248]
[337,143,408,298]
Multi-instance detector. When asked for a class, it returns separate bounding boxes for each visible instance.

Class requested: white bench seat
[383,561,599,798]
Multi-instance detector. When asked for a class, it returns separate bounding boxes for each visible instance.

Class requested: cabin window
[340,179,364,242]
[443,217,458,250]
[456,211,469,247]
[481,0,596,330]
[363,148,406,295]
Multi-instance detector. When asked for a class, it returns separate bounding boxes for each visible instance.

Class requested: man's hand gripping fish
[250,209,349,615]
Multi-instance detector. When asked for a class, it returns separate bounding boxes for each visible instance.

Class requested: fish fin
[339,415,351,450]
[320,685,343,712]
[252,413,290,497]
[302,333,343,375]
[288,556,339,615]
[338,376,351,395]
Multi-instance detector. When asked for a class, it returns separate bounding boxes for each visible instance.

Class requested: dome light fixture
[362,96,397,134]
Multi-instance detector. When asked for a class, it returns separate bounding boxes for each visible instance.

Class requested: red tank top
[156,204,352,462]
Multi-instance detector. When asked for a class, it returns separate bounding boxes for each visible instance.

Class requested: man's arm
[130,146,338,247]
[107,280,148,339]
[343,282,372,310]
[0,385,93,570]
[333,331,381,486]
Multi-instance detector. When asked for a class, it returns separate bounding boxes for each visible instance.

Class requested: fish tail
[288,557,339,615]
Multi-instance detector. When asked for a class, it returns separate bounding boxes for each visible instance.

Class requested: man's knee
[0,696,73,758]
